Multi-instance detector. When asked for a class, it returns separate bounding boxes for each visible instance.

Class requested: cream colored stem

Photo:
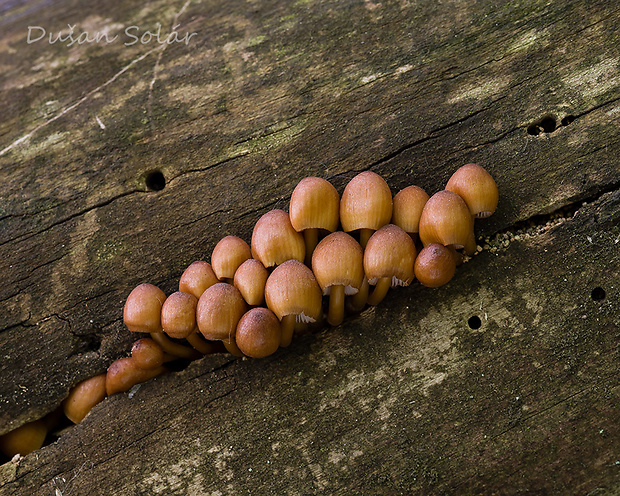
[367,277,391,306]
[186,333,218,355]
[347,276,369,313]
[359,228,373,249]
[304,228,319,266]
[464,228,477,256]
[280,314,296,347]
[327,285,345,326]
[150,332,201,360]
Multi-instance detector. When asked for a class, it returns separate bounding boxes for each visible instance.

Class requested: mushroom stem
[347,276,369,313]
[367,277,391,306]
[186,333,219,355]
[223,339,245,357]
[464,228,477,256]
[327,284,345,326]
[280,314,297,347]
[149,332,202,360]
[303,228,319,266]
[359,228,373,249]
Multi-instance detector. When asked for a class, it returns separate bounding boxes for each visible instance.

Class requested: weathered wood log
[1,0,619,493]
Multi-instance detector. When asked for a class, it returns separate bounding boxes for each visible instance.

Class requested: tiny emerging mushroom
[0,420,47,458]
[446,163,498,219]
[364,224,417,306]
[340,171,393,248]
[251,209,305,268]
[414,243,457,288]
[311,232,364,326]
[131,338,165,369]
[63,373,107,424]
[235,307,281,358]
[264,260,322,347]
[105,357,167,396]
[289,176,340,265]
[211,235,252,283]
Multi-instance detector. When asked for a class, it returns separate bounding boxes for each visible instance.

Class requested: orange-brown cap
[289,177,340,233]
[251,209,305,267]
[391,185,429,234]
[414,243,457,288]
[179,261,218,300]
[340,171,393,232]
[63,374,107,424]
[105,357,166,396]
[123,283,166,333]
[446,163,498,218]
[131,338,165,369]
[264,260,322,323]
[418,190,473,249]
[236,307,281,358]
[161,291,198,339]
[233,258,269,306]
[0,420,47,457]
[364,224,416,286]
[196,282,247,343]
[311,232,364,295]
[211,235,252,281]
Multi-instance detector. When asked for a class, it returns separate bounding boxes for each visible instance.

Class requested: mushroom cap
[0,420,47,457]
[211,235,252,281]
[414,243,456,288]
[251,209,305,267]
[235,307,281,358]
[289,176,340,232]
[105,357,166,396]
[196,282,247,343]
[311,231,364,295]
[179,261,218,300]
[340,171,393,232]
[131,338,165,369]
[264,260,322,322]
[63,373,107,424]
[446,163,498,218]
[161,291,198,339]
[418,190,474,249]
[233,258,269,306]
[364,224,417,286]
[391,185,429,234]
[123,283,166,333]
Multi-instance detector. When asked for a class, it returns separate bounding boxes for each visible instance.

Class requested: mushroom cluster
[0,164,498,458]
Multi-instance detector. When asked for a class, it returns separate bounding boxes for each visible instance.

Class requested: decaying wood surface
[0,0,619,493]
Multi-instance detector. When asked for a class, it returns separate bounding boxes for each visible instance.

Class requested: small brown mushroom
[251,209,305,268]
[311,232,364,326]
[235,307,281,358]
[179,261,218,299]
[63,373,107,424]
[418,190,473,250]
[391,185,429,240]
[105,357,167,396]
[364,224,417,306]
[414,243,457,288]
[233,258,269,306]
[161,291,198,339]
[0,420,47,457]
[131,338,165,369]
[196,282,247,345]
[289,176,340,264]
[211,235,252,283]
[264,260,322,347]
[446,163,498,218]
[340,171,393,248]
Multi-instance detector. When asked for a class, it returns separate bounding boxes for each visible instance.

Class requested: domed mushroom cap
[236,307,281,358]
[312,232,364,295]
[446,163,498,218]
[211,235,252,281]
[131,338,165,369]
[233,258,268,306]
[0,420,47,457]
[251,209,305,268]
[289,176,340,232]
[391,185,429,234]
[364,224,416,286]
[63,374,107,424]
[106,357,166,396]
[340,171,393,232]
[414,243,457,288]
[196,282,247,343]
[418,190,473,249]
[123,283,166,333]
[264,260,322,323]
[161,291,198,339]
[179,261,218,300]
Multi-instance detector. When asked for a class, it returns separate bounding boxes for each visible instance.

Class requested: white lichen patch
[562,58,620,100]
[447,75,510,104]
[139,455,204,495]
[506,28,549,54]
